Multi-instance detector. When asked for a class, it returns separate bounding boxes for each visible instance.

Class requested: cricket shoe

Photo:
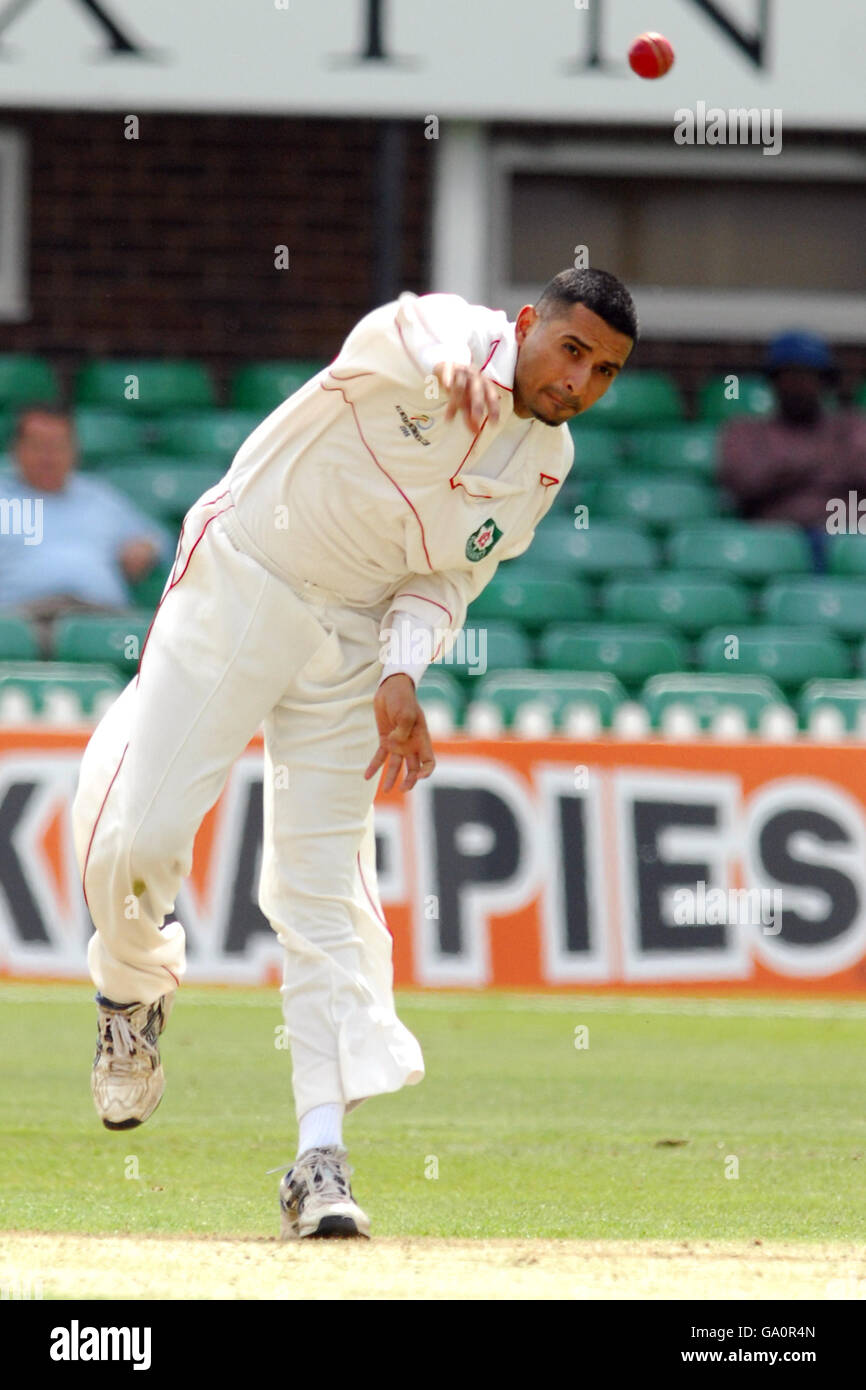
[91,992,175,1130]
[279,1145,371,1240]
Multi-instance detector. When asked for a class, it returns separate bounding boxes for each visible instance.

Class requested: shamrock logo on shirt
[465,518,503,562]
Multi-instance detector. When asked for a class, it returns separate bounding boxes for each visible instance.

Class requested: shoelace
[266,1149,352,1193]
[99,1008,157,1074]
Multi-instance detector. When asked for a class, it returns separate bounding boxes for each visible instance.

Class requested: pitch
[2,984,865,1299]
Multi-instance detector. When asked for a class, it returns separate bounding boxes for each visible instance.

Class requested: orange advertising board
[2,727,866,993]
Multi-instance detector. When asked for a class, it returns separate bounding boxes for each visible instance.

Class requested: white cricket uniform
[71,292,573,1121]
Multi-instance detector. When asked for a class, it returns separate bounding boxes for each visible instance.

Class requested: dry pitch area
[2,1231,864,1300]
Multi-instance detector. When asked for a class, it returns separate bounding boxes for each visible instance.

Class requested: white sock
[296,1102,344,1157]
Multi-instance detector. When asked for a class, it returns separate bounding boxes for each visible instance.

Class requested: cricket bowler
[71,266,637,1239]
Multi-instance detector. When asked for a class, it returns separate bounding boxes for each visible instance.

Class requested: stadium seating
[540,624,687,686]
[0,615,40,661]
[73,408,147,464]
[593,474,718,531]
[826,535,866,577]
[697,374,775,422]
[642,673,787,731]
[447,619,532,680]
[566,422,625,468]
[468,576,591,630]
[762,578,866,639]
[415,666,465,727]
[617,423,719,477]
[799,679,866,733]
[698,626,848,689]
[535,516,659,578]
[53,613,153,672]
[583,371,683,427]
[128,566,172,612]
[100,460,226,523]
[668,522,812,582]
[75,360,216,414]
[157,410,264,461]
[231,361,327,411]
[602,574,751,637]
[470,670,626,729]
[0,354,60,409]
[0,662,124,721]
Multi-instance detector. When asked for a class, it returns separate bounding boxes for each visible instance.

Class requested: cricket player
[71,266,637,1239]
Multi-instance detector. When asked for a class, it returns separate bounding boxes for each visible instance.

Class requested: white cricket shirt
[220,292,574,682]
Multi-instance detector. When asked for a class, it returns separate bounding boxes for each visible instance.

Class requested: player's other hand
[433,361,501,432]
[365,673,435,793]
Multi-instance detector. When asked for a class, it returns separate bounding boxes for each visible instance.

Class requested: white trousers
[71,489,425,1119]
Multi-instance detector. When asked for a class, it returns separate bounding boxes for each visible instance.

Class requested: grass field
[2,983,866,1299]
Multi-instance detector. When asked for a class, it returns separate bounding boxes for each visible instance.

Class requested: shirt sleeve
[328,291,507,400]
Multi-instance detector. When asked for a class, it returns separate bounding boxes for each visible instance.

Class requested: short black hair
[12,401,73,441]
[535,268,639,343]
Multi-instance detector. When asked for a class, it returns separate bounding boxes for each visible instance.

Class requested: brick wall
[0,110,434,401]
[1,109,863,411]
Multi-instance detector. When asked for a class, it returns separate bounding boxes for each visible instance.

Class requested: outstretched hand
[433,361,501,432]
[365,674,435,793]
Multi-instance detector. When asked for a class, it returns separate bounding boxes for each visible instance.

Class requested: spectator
[0,403,175,657]
[718,331,866,571]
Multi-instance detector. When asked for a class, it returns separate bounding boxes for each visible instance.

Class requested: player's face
[512,302,633,426]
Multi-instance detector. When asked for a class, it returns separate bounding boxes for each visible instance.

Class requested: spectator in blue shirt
[0,403,175,656]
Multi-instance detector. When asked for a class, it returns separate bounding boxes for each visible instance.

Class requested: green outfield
[2,984,865,1243]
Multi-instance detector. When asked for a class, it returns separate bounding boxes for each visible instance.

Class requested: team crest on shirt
[466,518,503,562]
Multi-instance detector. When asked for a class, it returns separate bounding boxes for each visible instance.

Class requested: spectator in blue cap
[719,330,866,571]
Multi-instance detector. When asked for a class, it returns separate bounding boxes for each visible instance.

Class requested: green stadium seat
[446,619,532,680]
[73,408,146,463]
[100,460,226,523]
[826,535,866,577]
[53,613,153,672]
[128,565,172,613]
[158,410,264,461]
[594,474,718,531]
[668,522,812,582]
[231,361,327,411]
[534,516,659,578]
[856,383,866,410]
[468,576,591,631]
[642,673,787,731]
[0,661,125,718]
[415,666,465,725]
[763,578,866,639]
[698,625,848,689]
[75,360,216,414]
[586,371,683,427]
[0,615,40,660]
[602,575,751,637]
[553,477,602,519]
[619,424,719,477]
[539,624,686,685]
[566,422,625,468]
[799,679,866,733]
[473,670,627,729]
[697,374,775,422]
[0,355,60,409]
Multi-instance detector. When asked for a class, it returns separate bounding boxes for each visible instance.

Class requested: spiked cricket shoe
[279,1144,371,1240]
[91,992,174,1130]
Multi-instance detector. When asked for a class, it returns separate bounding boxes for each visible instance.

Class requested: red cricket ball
[628,31,675,79]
